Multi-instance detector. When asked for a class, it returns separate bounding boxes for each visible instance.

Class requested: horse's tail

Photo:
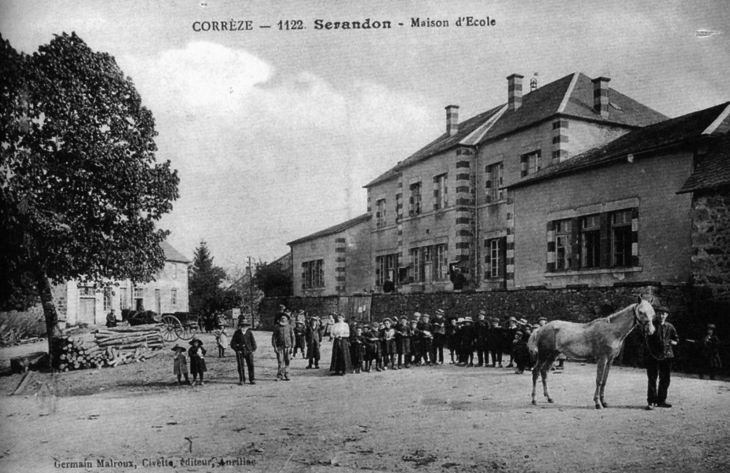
[527,330,539,357]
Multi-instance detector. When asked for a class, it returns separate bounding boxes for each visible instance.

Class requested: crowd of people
[273,305,552,378]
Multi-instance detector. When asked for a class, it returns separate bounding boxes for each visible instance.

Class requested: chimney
[592,76,611,118]
[446,105,459,136]
[507,74,524,111]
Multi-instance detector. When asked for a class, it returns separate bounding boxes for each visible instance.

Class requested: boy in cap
[417,313,433,366]
[489,317,504,368]
[305,316,323,369]
[364,322,382,372]
[475,310,490,367]
[686,323,723,380]
[271,312,295,381]
[230,320,257,385]
[351,326,366,373]
[431,309,447,365]
[506,317,519,368]
[293,319,307,359]
[512,331,530,374]
[172,344,190,385]
[395,316,412,368]
[446,317,459,364]
[409,318,422,366]
[381,318,396,370]
[645,306,679,409]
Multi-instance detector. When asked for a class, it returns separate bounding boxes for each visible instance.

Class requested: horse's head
[634,298,656,335]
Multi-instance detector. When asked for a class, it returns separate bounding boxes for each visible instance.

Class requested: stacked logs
[57,325,164,371]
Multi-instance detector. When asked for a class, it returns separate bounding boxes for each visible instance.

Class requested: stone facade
[691,188,730,298]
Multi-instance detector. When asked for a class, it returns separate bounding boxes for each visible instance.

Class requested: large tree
[254,260,292,297]
[0,33,179,365]
[189,241,241,322]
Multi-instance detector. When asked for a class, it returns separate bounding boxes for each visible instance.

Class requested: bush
[0,310,47,346]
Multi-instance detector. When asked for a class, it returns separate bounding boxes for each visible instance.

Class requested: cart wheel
[161,315,183,342]
[179,324,198,340]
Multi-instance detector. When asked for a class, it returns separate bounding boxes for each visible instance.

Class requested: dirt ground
[0,331,728,473]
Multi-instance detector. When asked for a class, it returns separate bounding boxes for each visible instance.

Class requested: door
[78,298,96,325]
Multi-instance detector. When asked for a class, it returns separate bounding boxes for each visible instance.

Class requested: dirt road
[1,331,728,473]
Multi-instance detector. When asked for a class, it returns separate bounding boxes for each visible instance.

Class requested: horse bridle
[635,302,666,361]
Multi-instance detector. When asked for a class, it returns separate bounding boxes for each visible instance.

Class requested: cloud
[120,42,436,266]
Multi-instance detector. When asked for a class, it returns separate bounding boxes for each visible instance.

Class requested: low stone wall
[262,285,729,372]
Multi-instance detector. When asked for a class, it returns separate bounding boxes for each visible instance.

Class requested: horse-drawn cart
[160,312,199,342]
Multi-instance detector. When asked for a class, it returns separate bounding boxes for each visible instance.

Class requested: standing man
[272,312,295,381]
[431,309,447,365]
[645,306,679,410]
[231,320,257,385]
[475,310,489,367]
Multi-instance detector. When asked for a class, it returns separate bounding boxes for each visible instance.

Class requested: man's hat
[239,320,251,327]
[421,313,430,318]
[171,344,186,352]
[279,304,286,310]
[189,338,203,346]
[508,317,517,323]
[278,312,290,321]
[295,320,304,325]
[492,317,501,324]
[655,306,670,314]
[515,331,523,338]
[457,317,465,324]
[478,310,487,316]
[400,315,408,321]
[382,317,392,324]
[707,323,716,329]
[538,317,547,322]
[518,318,528,325]
[464,316,473,323]
[410,318,418,324]
[436,309,445,316]
[413,312,422,318]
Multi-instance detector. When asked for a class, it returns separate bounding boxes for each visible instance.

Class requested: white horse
[528,298,656,409]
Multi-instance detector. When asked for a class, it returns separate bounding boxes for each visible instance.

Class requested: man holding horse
[645,306,679,410]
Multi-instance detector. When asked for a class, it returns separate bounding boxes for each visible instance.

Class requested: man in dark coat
[305,317,323,369]
[475,310,490,367]
[645,306,679,410]
[271,313,295,381]
[230,320,257,385]
[417,313,433,365]
[431,309,447,365]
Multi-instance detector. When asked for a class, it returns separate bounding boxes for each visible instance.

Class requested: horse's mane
[591,303,637,325]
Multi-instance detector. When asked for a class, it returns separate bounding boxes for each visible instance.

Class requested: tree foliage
[0,33,179,362]
[254,260,292,297]
[189,241,241,319]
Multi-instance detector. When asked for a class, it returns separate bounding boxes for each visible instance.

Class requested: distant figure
[294,320,307,358]
[171,344,190,385]
[450,267,466,291]
[305,316,323,369]
[686,323,722,380]
[271,312,295,381]
[215,328,228,358]
[383,278,395,293]
[106,309,117,328]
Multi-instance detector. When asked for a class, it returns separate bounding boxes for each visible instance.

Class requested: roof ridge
[702,102,730,135]
[557,72,580,114]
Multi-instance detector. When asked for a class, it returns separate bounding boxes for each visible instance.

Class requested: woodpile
[55,325,164,371]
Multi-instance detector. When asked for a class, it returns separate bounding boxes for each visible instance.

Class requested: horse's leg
[599,358,614,408]
[531,356,543,405]
[594,357,607,409]
[542,352,557,403]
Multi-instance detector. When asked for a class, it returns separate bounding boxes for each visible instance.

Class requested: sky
[1,0,728,272]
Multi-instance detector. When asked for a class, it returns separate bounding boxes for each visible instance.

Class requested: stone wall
[691,188,730,299]
[262,284,730,372]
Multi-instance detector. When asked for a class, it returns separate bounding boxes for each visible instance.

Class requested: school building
[288,72,729,298]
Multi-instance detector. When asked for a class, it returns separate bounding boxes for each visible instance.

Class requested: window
[376,254,398,286]
[376,198,387,227]
[520,150,541,177]
[409,247,425,282]
[554,219,572,271]
[433,244,448,281]
[548,207,638,272]
[79,285,95,296]
[119,287,128,310]
[581,215,601,268]
[171,288,177,306]
[485,163,504,203]
[485,238,506,278]
[133,287,143,299]
[409,182,422,216]
[433,174,448,210]
[611,210,633,267]
[103,287,112,311]
[302,259,325,289]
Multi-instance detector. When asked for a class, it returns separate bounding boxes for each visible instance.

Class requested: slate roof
[509,102,730,190]
[678,131,730,193]
[161,241,191,264]
[287,214,371,246]
[364,72,667,188]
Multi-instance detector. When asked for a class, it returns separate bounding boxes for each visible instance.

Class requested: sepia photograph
[1,1,729,472]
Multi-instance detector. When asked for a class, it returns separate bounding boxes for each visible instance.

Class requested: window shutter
[520,156,528,177]
[600,212,610,268]
[631,207,640,267]
[570,218,581,270]
[499,236,507,279]
[546,221,556,272]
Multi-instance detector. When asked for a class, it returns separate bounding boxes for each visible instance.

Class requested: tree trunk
[35,268,64,368]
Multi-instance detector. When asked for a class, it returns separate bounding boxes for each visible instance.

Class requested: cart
[160,312,199,342]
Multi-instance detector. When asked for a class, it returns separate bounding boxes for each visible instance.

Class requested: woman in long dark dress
[329,314,353,375]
